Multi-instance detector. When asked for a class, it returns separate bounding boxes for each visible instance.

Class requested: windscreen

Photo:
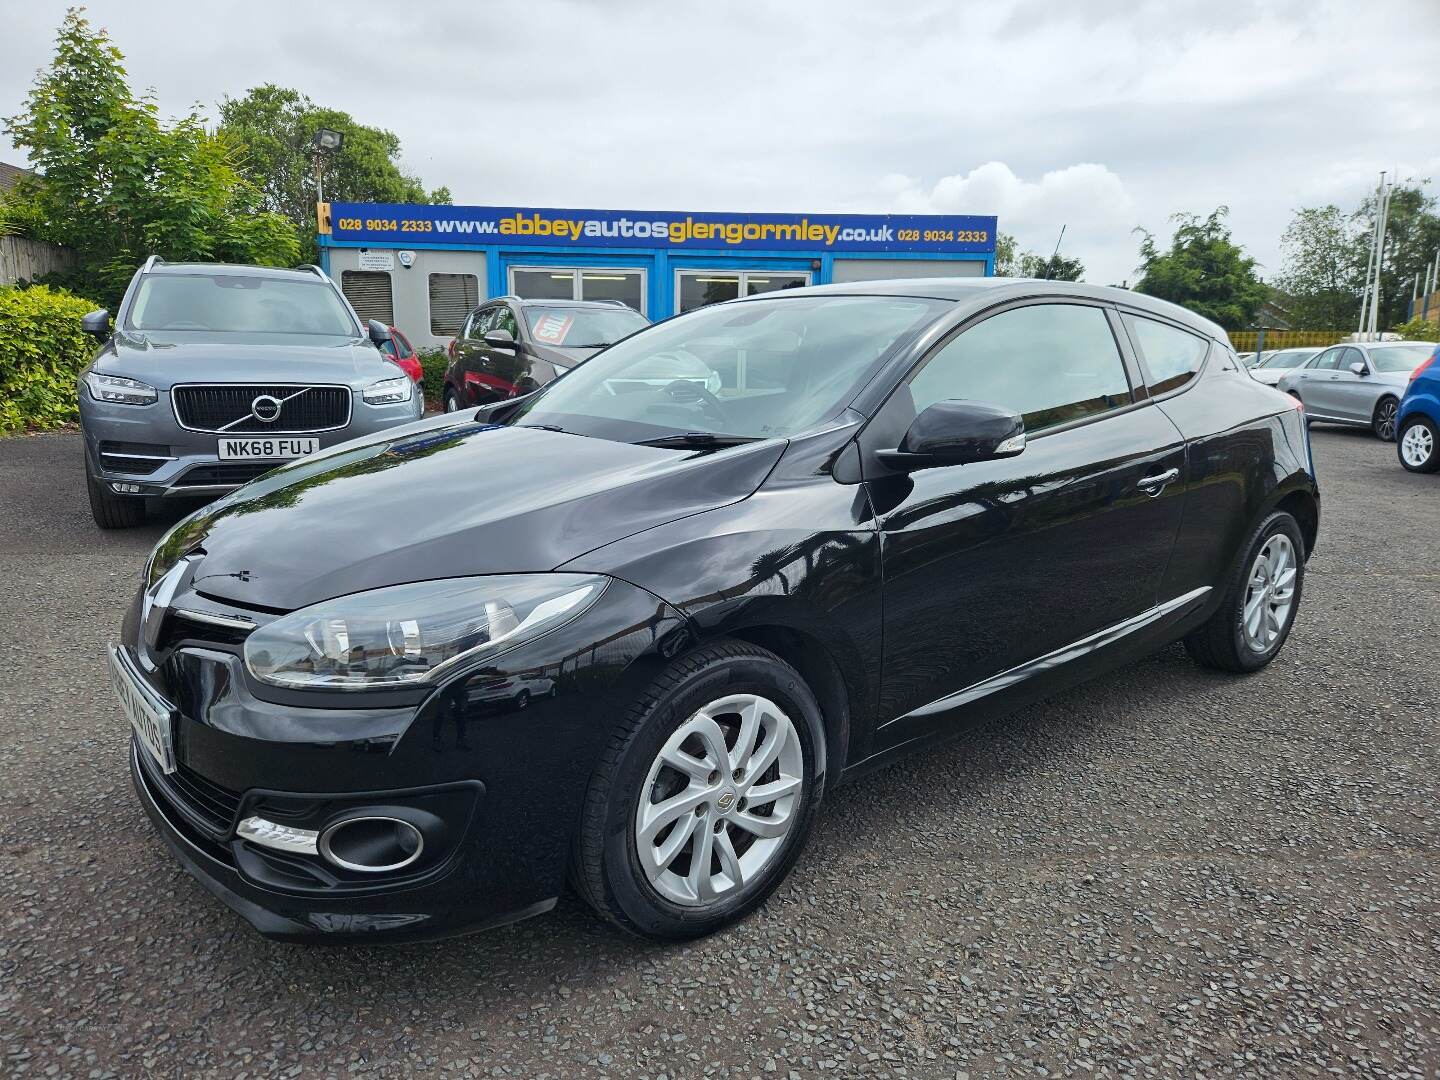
[1262,349,1318,369]
[510,294,949,442]
[1370,345,1436,373]
[128,275,358,336]
[524,306,648,348]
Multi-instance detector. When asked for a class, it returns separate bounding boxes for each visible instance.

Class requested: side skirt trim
[892,586,1212,724]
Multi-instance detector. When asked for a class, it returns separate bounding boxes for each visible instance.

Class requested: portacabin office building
[319,202,998,349]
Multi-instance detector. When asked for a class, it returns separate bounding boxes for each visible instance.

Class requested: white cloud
[879,163,1138,283]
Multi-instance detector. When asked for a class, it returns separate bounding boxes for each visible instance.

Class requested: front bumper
[81,391,422,497]
[117,575,690,943]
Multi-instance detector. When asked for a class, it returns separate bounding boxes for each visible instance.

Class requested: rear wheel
[1398,416,1439,473]
[443,387,460,413]
[571,640,824,940]
[1373,396,1399,441]
[87,472,147,529]
[1185,510,1304,673]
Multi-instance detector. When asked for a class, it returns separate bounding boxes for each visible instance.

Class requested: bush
[0,284,101,433]
[418,347,449,409]
[1391,317,1440,341]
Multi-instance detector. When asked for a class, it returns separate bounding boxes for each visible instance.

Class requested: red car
[380,326,423,384]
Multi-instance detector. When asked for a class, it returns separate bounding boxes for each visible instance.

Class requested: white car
[1277,341,1439,440]
[1249,347,1320,386]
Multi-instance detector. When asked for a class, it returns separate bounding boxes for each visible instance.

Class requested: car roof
[1361,339,1438,348]
[144,261,327,281]
[508,297,641,310]
[736,277,1230,342]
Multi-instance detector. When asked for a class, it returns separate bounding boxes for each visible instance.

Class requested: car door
[863,299,1188,752]
[1323,346,1376,423]
[457,304,500,405]
[1290,347,1343,413]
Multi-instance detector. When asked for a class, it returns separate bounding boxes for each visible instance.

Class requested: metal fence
[1228,330,1347,352]
[0,236,75,286]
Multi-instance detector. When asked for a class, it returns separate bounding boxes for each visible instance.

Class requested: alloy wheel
[1242,533,1297,652]
[1375,399,1398,441]
[634,693,804,906]
[1401,423,1434,468]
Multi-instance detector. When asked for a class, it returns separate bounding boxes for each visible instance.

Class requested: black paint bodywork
[119,279,1319,942]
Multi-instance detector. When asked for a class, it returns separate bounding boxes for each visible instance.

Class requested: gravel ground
[1,426,1437,1079]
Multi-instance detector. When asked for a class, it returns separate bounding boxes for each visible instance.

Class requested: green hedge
[0,284,102,433]
[418,347,449,409]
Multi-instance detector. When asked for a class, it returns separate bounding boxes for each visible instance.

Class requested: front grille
[173,462,274,488]
[173,384,351,433]
[98,440,170,475]
[155,610,254,653]
[137,746,241,841]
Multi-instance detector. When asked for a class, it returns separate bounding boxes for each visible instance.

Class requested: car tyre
[1184,509,1304,673]
[1398,416,1440,473]
[1372,396,1399,441]
[443,387,460,413]
[571,639,825,941]
[86,471,147,529]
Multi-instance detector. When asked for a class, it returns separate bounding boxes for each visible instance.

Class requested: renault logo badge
[716,791,736,813]
[250,394,282,424]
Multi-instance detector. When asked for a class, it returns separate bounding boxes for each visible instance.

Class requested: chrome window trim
[170,382,353,434]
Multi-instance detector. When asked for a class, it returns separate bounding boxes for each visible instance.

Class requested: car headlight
[84,372,158,405]
[243,574,606,690]
[363,376,413,405]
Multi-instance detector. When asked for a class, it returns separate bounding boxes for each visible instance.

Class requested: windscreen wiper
[635,432,761,449]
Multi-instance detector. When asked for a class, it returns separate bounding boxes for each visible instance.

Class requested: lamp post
[308,127,344,204]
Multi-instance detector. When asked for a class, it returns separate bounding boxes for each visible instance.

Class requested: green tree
[1273,205,1362,330]
[219,85,451,259]
[1019,252,1084,281]
[1134,207,1265,330]
[1,9,298,306]
[993,231,1020,276]
[1357,184,1440,331]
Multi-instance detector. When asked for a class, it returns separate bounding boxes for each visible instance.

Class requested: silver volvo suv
[78,259,424,528]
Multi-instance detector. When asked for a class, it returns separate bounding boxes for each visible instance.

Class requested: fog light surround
[319,815,425,873]
[237,815,320,855]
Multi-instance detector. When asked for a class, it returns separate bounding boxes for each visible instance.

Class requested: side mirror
[81,309,111,340]
[483,328,518,351]
[1349,361,1368,377]
[876,399,1026,471]
[367,319,392,345]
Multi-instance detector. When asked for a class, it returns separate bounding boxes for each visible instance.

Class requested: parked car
[1396,344,1440,472]
[1237,351,1257,366]
[1248,347,1320,386]
[380,325,423,384]
[78,259,423,528]
[115,279,1317,944]
[441,297,649,411]
[1276,340,1439,440]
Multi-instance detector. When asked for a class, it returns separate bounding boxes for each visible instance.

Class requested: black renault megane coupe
[114,278,1319,943]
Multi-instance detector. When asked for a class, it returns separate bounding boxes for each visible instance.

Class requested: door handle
[1137,468,1180,496]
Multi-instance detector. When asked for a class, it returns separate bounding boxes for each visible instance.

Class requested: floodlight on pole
[309,128,344,205]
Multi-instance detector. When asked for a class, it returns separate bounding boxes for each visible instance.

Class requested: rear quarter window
[1122,314,1210,395]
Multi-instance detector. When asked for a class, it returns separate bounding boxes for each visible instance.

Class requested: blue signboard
[329,202,996,254]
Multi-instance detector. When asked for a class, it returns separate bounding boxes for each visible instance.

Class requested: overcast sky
[3,0,1438,284]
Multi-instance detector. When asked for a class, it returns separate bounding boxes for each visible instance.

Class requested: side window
[493,306,520,339]
[1340,347,1366,372]
[1122,314,1209,395]
[392,329,413,357]
[908,303,1133,433]
[1310,348,1342,370]
[467,307,497,339]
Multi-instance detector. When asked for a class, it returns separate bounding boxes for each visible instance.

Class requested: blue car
[1397,344,1440,472]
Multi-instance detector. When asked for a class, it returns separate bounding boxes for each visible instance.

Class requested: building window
[508,266,646,313]
[675,269,810,313]
[428,273,479,336]
[340,270,394,326]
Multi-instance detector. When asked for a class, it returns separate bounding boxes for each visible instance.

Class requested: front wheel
[1398,416,1440,473]
[87,472,147,529]
[1373,397,1399,441]
[1184,510,1305,673]
[571,640,824,940]
[442,387,460,413]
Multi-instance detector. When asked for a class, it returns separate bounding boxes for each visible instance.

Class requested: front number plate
[107,645,176,774]
[217,437,320,460]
